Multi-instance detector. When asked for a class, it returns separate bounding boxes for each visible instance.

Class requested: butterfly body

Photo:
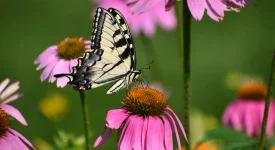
[54,7,142,94]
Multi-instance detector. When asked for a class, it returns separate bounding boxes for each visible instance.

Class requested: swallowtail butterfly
[55,7,142,94]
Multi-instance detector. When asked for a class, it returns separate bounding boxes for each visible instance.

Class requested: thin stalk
[79,90,92,150]
[258,50,275,150]
[176,1,192,149]
[140,35,161,79]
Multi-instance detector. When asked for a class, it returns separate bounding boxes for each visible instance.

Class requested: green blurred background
[0,0,275,149]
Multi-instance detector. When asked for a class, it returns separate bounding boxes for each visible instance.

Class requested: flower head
[222,81,275,137]
[187,0,252,21]
[34,37,91,87]
[0,79,35,149]
[93,0,177,37]
[94,87,188,150]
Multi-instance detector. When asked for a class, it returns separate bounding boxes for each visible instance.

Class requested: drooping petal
[0,104,27,126]
[0,81,20,100]
[69,59,78,71]
[8,128,35,149]
[163,117,173,150]
[187,0,205,20]
[36,51,58,71]
[34,46,58,64]
[3,93,24,104]
[94,128,113,147]
[145,116,165,150]
[56,61,70,88]
[106,108,130,129]
[118,115,137,150]
[166,107,188,142]
[0,78,10,94]
[0,134,13,150]
[165,112,182,150]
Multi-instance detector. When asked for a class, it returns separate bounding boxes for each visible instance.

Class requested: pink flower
[187,0,251,21]
[0,79,35,149]
[222,82,275,137]
[94,87,188,149]
[93,0,177,37]
[34,37,91,88]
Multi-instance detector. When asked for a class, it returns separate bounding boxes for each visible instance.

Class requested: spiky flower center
[237,82,267,100]
[0,108,9,137]
[123,87,168,116]
[58,37,86,60]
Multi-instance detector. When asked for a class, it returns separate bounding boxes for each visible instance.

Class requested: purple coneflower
[222,81,275,137]
[93,0,177,37]
[34,37,91,87]
[94,87,188,150]
[0,78,35,149]
[187,0,251,21]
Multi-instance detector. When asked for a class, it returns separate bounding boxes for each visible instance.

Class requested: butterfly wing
[55,7,137,93]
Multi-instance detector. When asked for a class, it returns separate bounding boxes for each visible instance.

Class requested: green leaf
[200,126,252,142]
[223,140,257,150]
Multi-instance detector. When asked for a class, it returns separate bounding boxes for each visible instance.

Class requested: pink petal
[69,59,78,72]
[49,59,69,83]
[165,0,174,11]
[36,52,58,71]
[142,14,156,37]
[166,107,188,142]
[40,58,59,81]
[145,116,164,150]
[165,112,182,150]
[243,103,254,136]
[93,128,113,147]
[128,0,149,13]
[106,108,130,129]
[0,133,13,150]
[132,116,143,150]
[155,7,177,30]
[0,104,27,126]
[0,81,20,100]
[141,116,148,149]
[3,93,24,104]
[57,77,69,88]
[34,46,58,64]
[6,130,29,150]
[187,0,205,20]
[118,115,138,150]
[205,0,224,21]
[163,117,173,150]
[8,128,35,149]
[0,78,10,94]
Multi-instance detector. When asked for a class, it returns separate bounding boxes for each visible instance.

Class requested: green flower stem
[176,1,192,149]
[79,90,92,150]
[258,50,275,150]
[140,35,161,79]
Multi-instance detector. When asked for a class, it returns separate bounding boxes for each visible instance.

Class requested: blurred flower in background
[39,93,69,121]
[224,71,263,90]
[93,0,177,37]
[190,110,219,143]
[94,87,188,149]
[187,0,251,21]
[181,141,217,150]
[34,37,91,87]
[33,130,85,150]
[222,80,275,137]
[0,78,35,149]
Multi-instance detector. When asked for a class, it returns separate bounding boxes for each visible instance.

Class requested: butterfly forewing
[54,7,141,93]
